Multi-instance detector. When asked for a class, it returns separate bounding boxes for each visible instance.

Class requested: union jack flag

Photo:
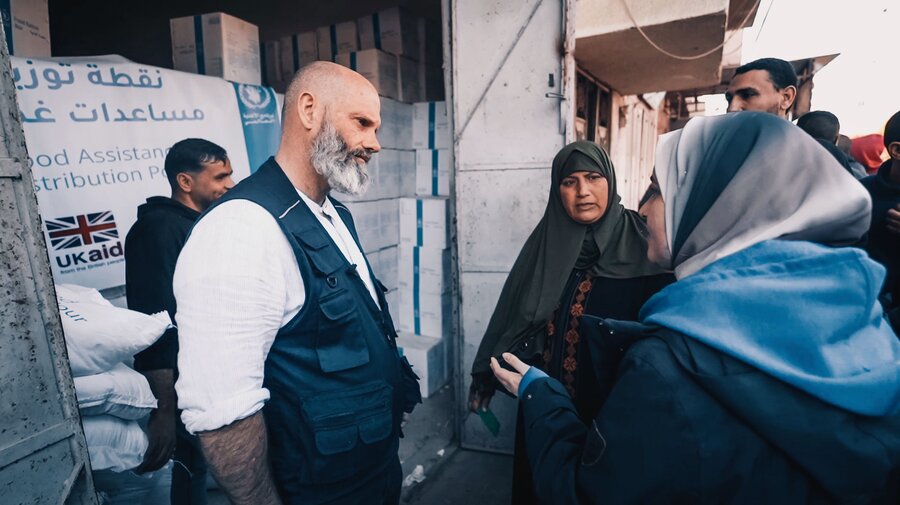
[46,212,118,250]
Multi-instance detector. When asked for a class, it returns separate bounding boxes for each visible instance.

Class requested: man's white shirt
[173,190,378,434]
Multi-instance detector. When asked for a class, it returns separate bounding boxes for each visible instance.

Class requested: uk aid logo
[46,211,123,272]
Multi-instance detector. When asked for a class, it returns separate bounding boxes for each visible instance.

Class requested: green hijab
[471,141,665,377]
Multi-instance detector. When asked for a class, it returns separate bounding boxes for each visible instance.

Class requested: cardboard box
[398,55,420,103]
[397,332,448,398]
[332,149,415,203]
[415,149,450,197]
[412,101,450,150]
[0,0,50,57]
[399,290,451,338]
[417,18,442,67]
[386,289,400,329]
[279,31,317,79]
[378,98,413,150]
[171,12,261,85]
[399,246,450,296]
[260,40,281,87]
[358,7,420,59]
[343,201,380,253]
[376,149,416,200]
[417,18,445,101]
[379,199,400,250]
[316,21,358,61]
[374,246,399,291]
[335,49,399,100]
[418,61,445,102]
[400,197,449,249]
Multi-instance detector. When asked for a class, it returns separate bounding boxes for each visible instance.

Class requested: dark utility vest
[203,158,420,503]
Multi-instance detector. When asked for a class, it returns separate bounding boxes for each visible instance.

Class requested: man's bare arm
[198,411,282,505]
[137,369,176,473]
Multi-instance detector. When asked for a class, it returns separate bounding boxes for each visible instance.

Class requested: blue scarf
[641,240,900,416]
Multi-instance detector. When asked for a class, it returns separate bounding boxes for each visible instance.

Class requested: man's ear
[297,91,318,131]
[781,85,798,111]
[889,141,900,161]
[176,172,193,193]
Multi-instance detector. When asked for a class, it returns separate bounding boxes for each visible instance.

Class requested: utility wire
[618,0,762,61]
[754,0,775,42]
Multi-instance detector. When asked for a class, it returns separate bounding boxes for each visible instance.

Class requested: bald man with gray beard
[172,62,422,505]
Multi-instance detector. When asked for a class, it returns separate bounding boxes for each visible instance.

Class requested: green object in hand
[477,408,501,436]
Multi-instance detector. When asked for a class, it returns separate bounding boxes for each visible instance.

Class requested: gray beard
[309,123,371,196]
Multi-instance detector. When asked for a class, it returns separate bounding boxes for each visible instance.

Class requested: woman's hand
[490,353,532,398]
[468,381,494,412]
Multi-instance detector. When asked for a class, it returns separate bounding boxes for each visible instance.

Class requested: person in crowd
[838,133,870,176]
[797,110,841,143]
[797,110,866,178]
[725,57,797,118]
[491,112,900,504]
[124,138,234,504]
[861,110,900,330]
[852,133,888,174]
[173,62,421,505]
[469,141,673,504]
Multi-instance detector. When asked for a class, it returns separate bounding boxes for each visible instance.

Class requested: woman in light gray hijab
[490,112,900,504]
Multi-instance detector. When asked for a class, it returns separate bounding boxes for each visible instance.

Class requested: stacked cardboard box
[379,97,414,149]
[412,101,451,149]
[335,49,400,100]
[260,40,281,88]
[396,332,447,399]
[317,21,358,61]
[276,31,317,85]
[1,0,51,57]
[357,7,419,58]
[317,7,442,104]
[415,149,450,197]
[171,12,261,85]
[417,18,445,101]
[397,194,451,397]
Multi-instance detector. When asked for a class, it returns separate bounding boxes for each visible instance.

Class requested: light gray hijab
[655,112,872,279]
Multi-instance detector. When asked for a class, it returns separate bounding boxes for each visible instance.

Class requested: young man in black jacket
[124,138,234,504]
[861,110,900,330]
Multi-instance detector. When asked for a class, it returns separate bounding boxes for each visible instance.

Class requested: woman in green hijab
[469,141,673,504]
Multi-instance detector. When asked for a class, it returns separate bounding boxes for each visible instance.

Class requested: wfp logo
[238,84,271,110]
[46,211,123,270]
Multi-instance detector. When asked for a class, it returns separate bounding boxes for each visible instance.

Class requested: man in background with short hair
[726,57,798,118]
[797,110,867,178]
[125,138,234,504]
[861,111,900,330]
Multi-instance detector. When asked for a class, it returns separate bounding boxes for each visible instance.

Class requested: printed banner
[12,56,282,290]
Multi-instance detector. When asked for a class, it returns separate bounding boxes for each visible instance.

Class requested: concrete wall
[452,0,568,452]
[0,32,97,502]
[575,0,726,38]
[574,0,730,94]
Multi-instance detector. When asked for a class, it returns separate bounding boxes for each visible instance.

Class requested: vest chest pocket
[316,289,370,373]
[300,381,395,483]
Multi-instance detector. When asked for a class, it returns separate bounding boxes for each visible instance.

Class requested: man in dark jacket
[124,138,234,503]
[861,110,900,329]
